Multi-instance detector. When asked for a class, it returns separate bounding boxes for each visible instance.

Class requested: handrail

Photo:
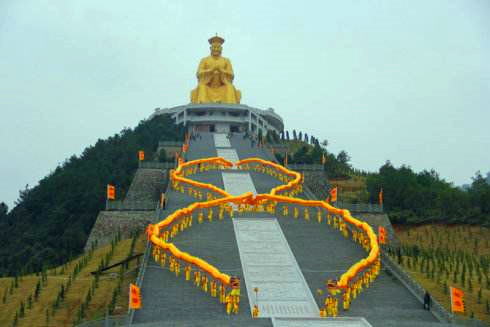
[148,157,381,315]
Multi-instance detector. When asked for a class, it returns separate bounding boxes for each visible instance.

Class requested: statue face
[210,43,222,57]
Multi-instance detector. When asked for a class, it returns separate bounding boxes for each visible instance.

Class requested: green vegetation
[367,162,490,225]
[274,131,490,226]
[0,233,146,326]
[275,131,354,179]
[0,114,184,276]
[391,224,490,324]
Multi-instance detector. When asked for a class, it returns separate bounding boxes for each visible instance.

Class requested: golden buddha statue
[191,35,241,104]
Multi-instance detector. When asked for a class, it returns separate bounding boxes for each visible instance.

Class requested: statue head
[208,35,224,57]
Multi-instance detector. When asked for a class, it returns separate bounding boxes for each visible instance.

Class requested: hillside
[0,114,184,276]
[0,233,146,326]
[391,224,490,324]
[273,133,490,226]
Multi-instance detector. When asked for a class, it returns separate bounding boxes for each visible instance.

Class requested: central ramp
[213,133,231,147]
[233,217,320,318]
[216,148,240,163]
[222,171,257,196]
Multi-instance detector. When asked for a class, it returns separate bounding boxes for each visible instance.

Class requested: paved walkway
[217,148,240,163]
[222,171,257,196]
[220,161,322,323]
[233,218,320,318]
[134,132,443,327]
[214,133,231,147]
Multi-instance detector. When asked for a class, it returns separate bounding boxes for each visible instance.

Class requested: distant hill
[0,114,184,276]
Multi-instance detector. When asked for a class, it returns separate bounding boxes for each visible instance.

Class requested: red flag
[450,287,464,313]
[330,187,338,203]
[378,226,386,244]
[129,283,142,309]
[378,188,383,206]
[107,184,116,200]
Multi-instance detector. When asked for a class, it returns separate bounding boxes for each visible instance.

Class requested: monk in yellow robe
[191,35,241,104]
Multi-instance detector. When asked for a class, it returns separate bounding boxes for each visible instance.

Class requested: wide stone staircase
[130,132,454,327]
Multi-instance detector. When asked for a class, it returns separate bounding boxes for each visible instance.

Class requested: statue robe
[191,56,241,104]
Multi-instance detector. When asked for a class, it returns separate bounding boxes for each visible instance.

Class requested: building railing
[381,251,452,323]
[138,161,176,169]
[75,315,128,327]
[383,251,489,326]
[128,239,151,325]
[335,201,383,213]
[287,164,324,171]
[105,200,157,211]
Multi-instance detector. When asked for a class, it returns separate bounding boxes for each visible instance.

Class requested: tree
[19,301,25,318]
[12,311,18,327]
[266,131,272,143]
[60,284,65,300]
[293,146,310,164]
[298,131,302,141]
[292,130,297,140]
[337,151,350,165]
[158,149,167,162]
[0,114,184,276]
[304,133,309,143]
[0,202,7,219]
[286,131,290,141]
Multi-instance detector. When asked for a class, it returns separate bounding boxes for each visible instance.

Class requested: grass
[392,224,490,324]
[330,176,369,203]
[0,233,146,327]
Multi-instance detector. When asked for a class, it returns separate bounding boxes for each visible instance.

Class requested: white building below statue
[151,103,284,135]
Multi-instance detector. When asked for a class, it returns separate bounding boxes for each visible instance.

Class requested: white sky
[1,1,489,209]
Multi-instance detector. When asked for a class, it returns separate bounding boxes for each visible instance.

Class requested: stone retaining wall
[85,168,168,251]
[84,210,155,251]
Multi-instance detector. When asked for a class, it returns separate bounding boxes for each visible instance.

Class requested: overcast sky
[1,1,489,209]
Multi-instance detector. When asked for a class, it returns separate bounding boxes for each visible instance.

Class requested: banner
[129,283,142,309]
[378,188,383,206]
[107,184,115,200]
[330,187,338,203]
[138,150,145,161]
[322,153,326,165]
[450,287,464,313]
[378,226,386,244]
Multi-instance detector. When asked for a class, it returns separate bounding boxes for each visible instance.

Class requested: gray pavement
[134,132,445,327]
[233,217,320,318]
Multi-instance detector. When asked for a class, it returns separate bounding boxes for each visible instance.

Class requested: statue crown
[208,35,225,45]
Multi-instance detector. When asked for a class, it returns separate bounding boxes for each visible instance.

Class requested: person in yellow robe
[191,35,241,104]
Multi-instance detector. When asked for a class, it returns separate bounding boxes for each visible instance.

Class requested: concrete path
[217,148,240,163]
[271,317,372,327]
[214,133,231,147]
[233,217,320,319]
[222,171,257,196]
